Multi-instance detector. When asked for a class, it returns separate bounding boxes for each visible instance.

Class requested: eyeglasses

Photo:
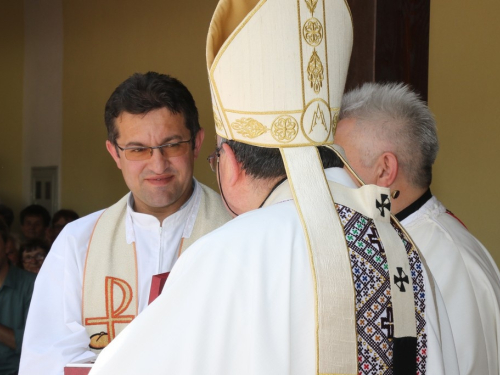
[207,146,221,173]
[116,139,192,161]
[23,253,46,263]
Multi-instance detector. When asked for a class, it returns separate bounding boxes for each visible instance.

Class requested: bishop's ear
[374,152,398,188]
[220,142,243,187]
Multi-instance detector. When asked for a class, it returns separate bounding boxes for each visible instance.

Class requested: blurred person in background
[49,209,79,244]
[0,204,14,229]
[5,234,21,268]
[19,205,51,243]
[19,239,50,274]
[0,217,36,374]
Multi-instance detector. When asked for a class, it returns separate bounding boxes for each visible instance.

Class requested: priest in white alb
[335,82,500,375]
[19,73,231,375]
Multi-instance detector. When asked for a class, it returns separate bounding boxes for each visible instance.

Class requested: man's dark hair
[0,204,14,228]
[51,209,79,227]
[0,217,8,243]
[20,204,51,227]
[20,238,50,260]
[105,72,200,148]
[226,140,343,179]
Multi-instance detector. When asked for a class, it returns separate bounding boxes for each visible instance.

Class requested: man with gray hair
[335,82,500,375]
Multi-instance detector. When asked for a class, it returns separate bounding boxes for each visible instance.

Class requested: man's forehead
[25,215,44,222]
[117,108,184,122]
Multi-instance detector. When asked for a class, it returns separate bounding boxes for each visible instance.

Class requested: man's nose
[148,147,170,173]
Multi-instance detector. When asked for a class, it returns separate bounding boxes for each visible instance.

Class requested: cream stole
[82,194,137,353]
[82,185,231,354]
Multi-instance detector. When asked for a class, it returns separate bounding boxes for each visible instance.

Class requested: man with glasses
[20,72,231,375]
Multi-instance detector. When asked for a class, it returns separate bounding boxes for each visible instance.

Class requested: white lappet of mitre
[207,0,359,373]
[207,1,419,375]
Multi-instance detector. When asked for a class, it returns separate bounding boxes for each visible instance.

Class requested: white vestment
[402,195,500,375]
[19,180,230,375]
[90,168,458,375]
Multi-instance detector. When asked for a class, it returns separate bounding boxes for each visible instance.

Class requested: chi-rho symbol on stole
[85,276,135,350]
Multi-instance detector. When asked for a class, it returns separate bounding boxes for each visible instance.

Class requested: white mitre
[206,1,360,374]
[207,0,352,147]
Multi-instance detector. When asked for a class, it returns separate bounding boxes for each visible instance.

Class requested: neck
[133,183,194,224]
[390,182,429,215]
[395,188,432,222]
[230,176,285,216]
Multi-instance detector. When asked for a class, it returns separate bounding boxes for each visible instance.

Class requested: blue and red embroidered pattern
[336,204,427,374]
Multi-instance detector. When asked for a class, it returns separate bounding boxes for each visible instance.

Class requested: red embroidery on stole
[85,277,135,341]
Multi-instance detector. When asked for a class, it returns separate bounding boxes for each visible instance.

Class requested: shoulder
[403,197,463,240]
[404,197,498,277]
[185,201,301,263]
[62,210,104,236]
[411,197,479,247]
[196,181,222,206]
[8,266,36,290]
[324,167,357,188]
[195,180,231,222]
[48,209,105,258]
[169,201,304,286]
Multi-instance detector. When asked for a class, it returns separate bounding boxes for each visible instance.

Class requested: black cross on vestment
[376,194,391,217]
[394,267,409,292]
[381,306,394,339]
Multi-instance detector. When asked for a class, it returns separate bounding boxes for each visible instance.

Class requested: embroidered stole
[82,194,137,353]
[82,185,231,354]
[265,166,418,374]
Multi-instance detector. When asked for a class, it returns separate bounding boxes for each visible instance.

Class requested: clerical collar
[395,188,432,222]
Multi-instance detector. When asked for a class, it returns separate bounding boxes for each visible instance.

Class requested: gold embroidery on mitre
[331,110,340,137]
[303,18,323,47]
[213,110,224,131]
[307,50,324,94]
[305,0,318,14]
[309,104,328,134]
[271,116,299,143]
[231,118,268,138]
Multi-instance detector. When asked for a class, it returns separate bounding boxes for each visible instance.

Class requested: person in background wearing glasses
[19,239,49,274]
[0,218,36,375]
[20,72,231,375]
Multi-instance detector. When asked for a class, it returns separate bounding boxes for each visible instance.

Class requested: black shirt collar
[395,188,432,222]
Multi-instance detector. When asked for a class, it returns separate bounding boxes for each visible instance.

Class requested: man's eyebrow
[160,135,184,144]
[123,135,185,147]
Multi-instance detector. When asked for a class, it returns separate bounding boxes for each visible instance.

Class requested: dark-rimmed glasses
[116,139,192,161]
[207,146,221,173]
[22,253,46,263]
